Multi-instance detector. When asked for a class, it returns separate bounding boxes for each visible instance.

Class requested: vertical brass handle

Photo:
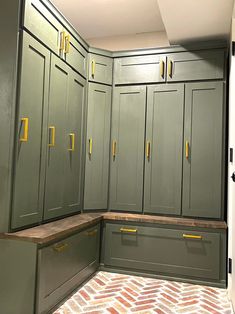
[68,133,75,151]
[20,118,29,142]
[60,31,66,52]
[112,140,117,158]
[146,141,151,159]
[185,141,189,159]
[49,126,55,147]
[168,60,173,78]
[91,60,96,78]
[89,138,93,156]
[65,34,70,54]
[160,60,165,79]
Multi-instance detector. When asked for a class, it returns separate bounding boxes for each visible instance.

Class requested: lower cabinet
[103,222,226,286]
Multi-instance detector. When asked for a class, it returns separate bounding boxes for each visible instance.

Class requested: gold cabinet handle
[91,60,96,78]
[146,141,151,159]
[160,60,165,79]
[49,126,55,147]
[20,117,29,142]
[120,228,137,233]
[89,138,93,156]
[112,140,117,158]
[65,34,70,54]
[86,229,98,237]
[53,243,68,252]
[68,133,75,151]
[168,60,174,78]
[185,141,189,159]
[60,31,66,52]
[183,234,202,240]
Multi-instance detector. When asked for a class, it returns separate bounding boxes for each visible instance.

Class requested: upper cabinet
[114,55,167,85]
[88,54,113,85]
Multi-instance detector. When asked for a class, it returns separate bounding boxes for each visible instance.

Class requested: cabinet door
[84,83,111,210]
[88,54,113,85]
[182,82,224,218]
[11,32,50,229]
[109,86,146,212]
[63,71,86,214]
[166,50,225,82]
[43,55,69,221]
[144,84,184,215]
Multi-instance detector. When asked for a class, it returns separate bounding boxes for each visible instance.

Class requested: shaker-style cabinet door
[88,54,113,85]
[43,54,69,221]
[109,86,146,212]
[63,70,86,214]
[144,84,184,215]
[84,83,111,210]
[182,82,225,219]
[11,32,50,229]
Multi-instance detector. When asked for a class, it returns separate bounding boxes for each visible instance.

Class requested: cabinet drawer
[104,223,222,282]
[166,49,225,82]
[37,224,100,313]
[88,54,113,85]
[114,55,167,85]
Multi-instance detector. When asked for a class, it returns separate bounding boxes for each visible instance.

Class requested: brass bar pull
[53,243,68,252]
[146,141,151,159]
[168,60,173,78]
[160,60,165,79]
[68,133,75,151]
[183,234,202,240]
[185,141,189,159]
[87,229,98,237]
[65,34,70,54]
[89,138,93,156]
[112,140,117,158]
[60,31,66,52]
[20,118,29,142]
[120,228,137,233]
[49,126,55,147]
[91,60,96,78]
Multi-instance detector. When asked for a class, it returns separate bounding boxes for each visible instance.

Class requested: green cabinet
[182,82,225,219]
[88,54,113,85]
[144,84,184,215]
[11,32,50,229]
[109,86,146,212]
[84,83,112,210]
[114,55,167,85]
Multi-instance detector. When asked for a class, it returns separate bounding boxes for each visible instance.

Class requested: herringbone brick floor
[53,271,234,314]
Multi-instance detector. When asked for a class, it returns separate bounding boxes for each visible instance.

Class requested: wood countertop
[0,212,227,245]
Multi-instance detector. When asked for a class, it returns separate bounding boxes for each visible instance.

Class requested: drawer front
[104,223,221,281]
[166,50,225,82]
[89,54,113,85]
[23,0,62,55]
[37,224,100,312]
[114,55,167,85]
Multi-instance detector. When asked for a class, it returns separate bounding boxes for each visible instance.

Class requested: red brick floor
[53,271,234,314]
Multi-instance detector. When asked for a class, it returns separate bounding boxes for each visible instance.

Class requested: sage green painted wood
[144,84,184,215]
[88,54,113,85]
[182,82,224,219]
[114,55,167,85]
[0,239,37,314]
[109,86,146,212]
[64,71,86,214]
[11,32,50,229]
[84,83,111,210]
[43,55,69,220]
[37,224,100,314]
[24,0,63,55]
[166,50,225,82]
[104,223,221,281]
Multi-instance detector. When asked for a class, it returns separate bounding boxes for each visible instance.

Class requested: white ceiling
[51,0,165,39]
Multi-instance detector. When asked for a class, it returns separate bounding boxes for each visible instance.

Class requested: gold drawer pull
[160,60,165,79]
[53,243,68,252]
[185,141,189,159]
[60,31,66,52]
[91,60,96,78]
[183,234,202,240]
[48,126,55,147]
[87,229,98,237]
[146,141,151,159]
[112,140,117,158]
[168,60,173,78]
[20,118,29,142]
[65,34,70,54]
[89,138,93,156]
[120,228,137,233]
[68,133,75,151]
